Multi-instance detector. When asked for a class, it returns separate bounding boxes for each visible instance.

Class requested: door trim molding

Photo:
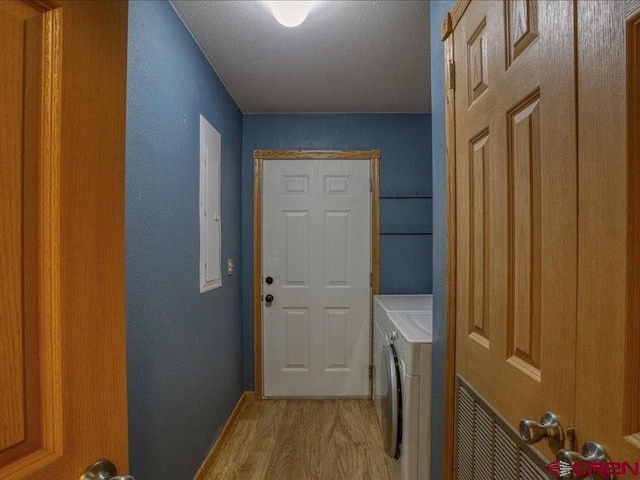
[443,14,458,480]
[441,0,471,40]
[252,149,381,399]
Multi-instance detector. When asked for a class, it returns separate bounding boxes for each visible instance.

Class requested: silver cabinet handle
[555,442,614,480]
[519,412,565,452]
[80,460,135,480]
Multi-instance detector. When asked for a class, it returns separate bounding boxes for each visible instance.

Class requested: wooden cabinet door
[0,1,128,478]
[452,0,577,460]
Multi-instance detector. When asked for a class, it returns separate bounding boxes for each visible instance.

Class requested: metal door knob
[519,412,564,451]
[265,294,274,303]
[555,442,613,479]
[80,460,135,480]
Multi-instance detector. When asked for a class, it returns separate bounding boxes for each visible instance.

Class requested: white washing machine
[373,295,433,480]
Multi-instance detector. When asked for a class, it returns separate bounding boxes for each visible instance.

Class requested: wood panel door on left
[0,1,129,478]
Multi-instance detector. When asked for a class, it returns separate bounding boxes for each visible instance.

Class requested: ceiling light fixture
[266,1,318,28]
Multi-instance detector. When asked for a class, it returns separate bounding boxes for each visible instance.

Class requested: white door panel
[263,160,371,397]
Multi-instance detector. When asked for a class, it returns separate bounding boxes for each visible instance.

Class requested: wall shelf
[380,232,433,236]
[380,224,433,235]
[379,195,433,199]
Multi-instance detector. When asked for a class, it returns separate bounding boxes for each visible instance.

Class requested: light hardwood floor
[202,399,390,480]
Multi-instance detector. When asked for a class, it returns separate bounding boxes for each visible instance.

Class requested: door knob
[265,294,274,303]
[80,460,135,480]
[555,442,613,480]
[519,412,564,451]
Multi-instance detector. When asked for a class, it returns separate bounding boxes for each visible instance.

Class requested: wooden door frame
[252,149,381,399]
[441,3,470,479]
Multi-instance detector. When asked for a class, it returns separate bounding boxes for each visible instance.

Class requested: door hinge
[369,365,373,380]
[448,60,456,90]
[370,178,373,192]
[370,272,373,287]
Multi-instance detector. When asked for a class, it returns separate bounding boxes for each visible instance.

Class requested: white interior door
[262,159,371,397]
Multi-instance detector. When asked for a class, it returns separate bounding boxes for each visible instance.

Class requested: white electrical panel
[199,115,222,292]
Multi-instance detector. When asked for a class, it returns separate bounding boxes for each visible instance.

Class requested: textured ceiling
[170,1,430,113]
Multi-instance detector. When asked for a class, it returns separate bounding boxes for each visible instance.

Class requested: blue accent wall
[430,1,454,479]
[241,113,432,389]
[126,2,243,479]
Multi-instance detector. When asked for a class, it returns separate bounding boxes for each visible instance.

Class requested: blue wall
[430,1,454,479]
[241,114,432,389]
[126,2,243,479]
